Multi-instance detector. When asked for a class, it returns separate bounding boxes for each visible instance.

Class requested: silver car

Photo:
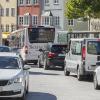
[0,52,30,100]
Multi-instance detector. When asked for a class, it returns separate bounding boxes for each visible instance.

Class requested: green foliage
[65,0,100,19]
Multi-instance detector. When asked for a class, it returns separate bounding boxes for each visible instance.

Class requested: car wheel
[64,67,70,76]
[44,59,49,70]
[26,83,29,94]
[19,88,26,100]
[94,73,100,90]
[77,68,82,81]
[34,61,37,65]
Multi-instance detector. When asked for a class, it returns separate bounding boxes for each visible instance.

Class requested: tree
[65,0,100,19]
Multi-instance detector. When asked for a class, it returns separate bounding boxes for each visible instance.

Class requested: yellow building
[0,0,17,39]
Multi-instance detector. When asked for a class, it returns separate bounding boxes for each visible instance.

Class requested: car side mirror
[39,49,43,52]
[23,65,31,70]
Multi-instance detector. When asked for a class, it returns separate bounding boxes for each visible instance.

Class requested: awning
[42,11,53,16]
[2,32,10,39]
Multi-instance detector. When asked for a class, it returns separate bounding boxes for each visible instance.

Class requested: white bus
[0,30,2,45]
[56,31,100,44]
[8,26,55,64]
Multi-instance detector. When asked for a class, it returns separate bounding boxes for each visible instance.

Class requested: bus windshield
[28,27,55,43]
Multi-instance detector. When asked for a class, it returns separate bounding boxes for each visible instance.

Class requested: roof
[42,11,53,16]
[70,38,100,41]
[0,52,19,57]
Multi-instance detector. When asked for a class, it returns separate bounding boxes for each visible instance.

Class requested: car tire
[26,83,29,94]
[77,68,82,81]
[19,88,26,100]
[94,73,100,90]
[44,59,49,70]
[64,67,70,76]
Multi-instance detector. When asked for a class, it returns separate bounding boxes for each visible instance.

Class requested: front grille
[0,91,21,96]
[0,80,8,86]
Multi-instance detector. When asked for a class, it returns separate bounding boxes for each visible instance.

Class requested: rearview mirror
[23,65,31,70]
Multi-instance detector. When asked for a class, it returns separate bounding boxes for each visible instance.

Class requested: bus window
[94,34,99,38]
[28,28,55,43]
[28,28,39,43]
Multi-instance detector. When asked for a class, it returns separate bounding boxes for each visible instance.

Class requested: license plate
[58,54,65,56]
[0,87,3,92]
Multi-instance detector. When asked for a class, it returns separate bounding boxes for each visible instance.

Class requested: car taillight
[82,46,86,60]
[48,52,55,58]
[23,45,28,54]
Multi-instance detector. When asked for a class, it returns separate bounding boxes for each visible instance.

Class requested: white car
[94,66,100,89]
[0,52,30,99]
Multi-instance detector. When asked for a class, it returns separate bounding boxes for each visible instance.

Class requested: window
[87,41,100,55]
[26,0,31,4]
[0,8,4,16]
[19,0,24,5]
[45,17,49,25]
[54,0,59,4]
[54,16,60,26]
[19,16,23,25]
[32,16,38,25]
[6,0,9,2]
[11,8,15,17]
[68,19,74,26]
[6,8,9,16]
[6,24,9,32]
[33,0,38,4]
[45,0,49,5]
[0,24,4,32]
[11,24,16,32]
[71,41,81,55]
[24,15,30,25]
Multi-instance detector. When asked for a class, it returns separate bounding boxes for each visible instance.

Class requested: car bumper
[0,83,24,98]
[48,59,64,67]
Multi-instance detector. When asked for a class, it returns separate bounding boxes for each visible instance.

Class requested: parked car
[38,43,67,70]
[94,66,100,89]
[0,45,11,52]
[0,52,30,100]
[64,38,100,81]
[11,47,20,53]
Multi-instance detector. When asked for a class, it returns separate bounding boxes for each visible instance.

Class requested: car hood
[0,69,22,80]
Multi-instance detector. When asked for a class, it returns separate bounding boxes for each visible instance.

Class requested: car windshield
[0,47,10,52]
[0,56,19,69]
[51,45,67,53]
[87,41,100,55]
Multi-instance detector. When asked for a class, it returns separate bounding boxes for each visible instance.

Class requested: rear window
[87,41,100,55]
[51,45,67,53]
[0,47,10,52]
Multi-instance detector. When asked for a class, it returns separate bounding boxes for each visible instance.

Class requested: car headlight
[8,77,23,85]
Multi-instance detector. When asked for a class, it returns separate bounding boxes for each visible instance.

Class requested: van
[64,38,100,80]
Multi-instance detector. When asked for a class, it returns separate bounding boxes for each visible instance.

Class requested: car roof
[0,52,19,57]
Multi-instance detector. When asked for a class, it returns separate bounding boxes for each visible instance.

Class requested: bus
[55,31,100,44]
[8,26,55,64]
[0,30,2,45]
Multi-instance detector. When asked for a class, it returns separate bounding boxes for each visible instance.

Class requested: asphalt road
[26,66,100,100]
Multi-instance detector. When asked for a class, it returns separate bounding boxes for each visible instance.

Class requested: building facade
[18,0,42,28]
[0,0,17,39]
[42,0,89,31]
